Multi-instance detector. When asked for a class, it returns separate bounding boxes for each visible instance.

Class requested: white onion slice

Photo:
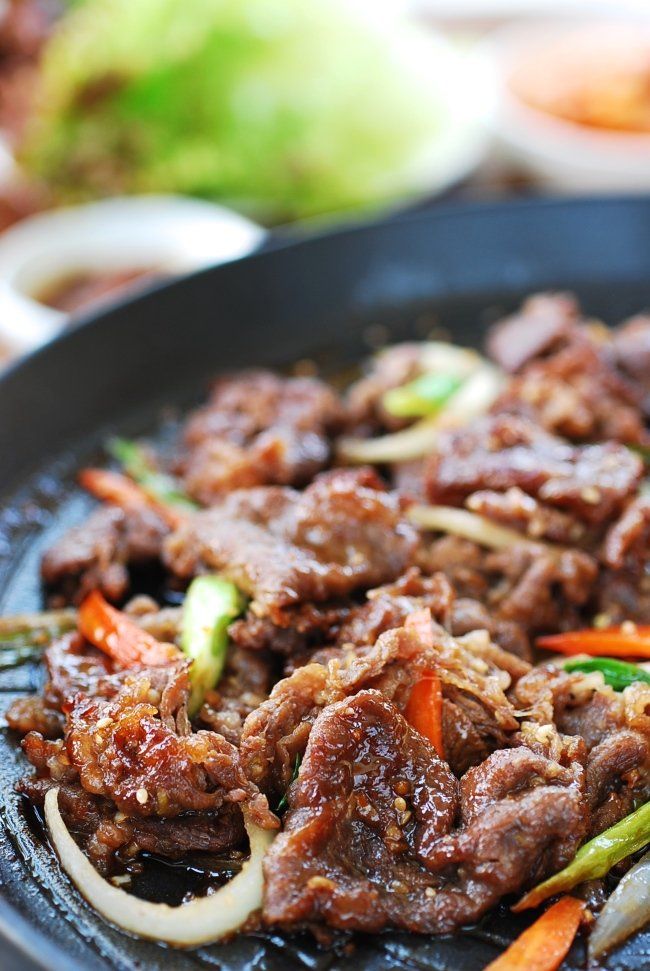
[411,341,483,377]
[409,504,534,550]
[589,850,650,959]
[338,365,503,464]
[408,504,566,559]
[44,787,274,947]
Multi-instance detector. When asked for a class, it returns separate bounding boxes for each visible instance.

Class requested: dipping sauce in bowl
[36,267,169,315]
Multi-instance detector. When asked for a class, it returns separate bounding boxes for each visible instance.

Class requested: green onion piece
[628,444,650,466]
[382,372,463,419]
[108,437,198,512]
[181,576,246,716]
[564,656,650,691]
[514,800,650,911]
[277,753,302,812]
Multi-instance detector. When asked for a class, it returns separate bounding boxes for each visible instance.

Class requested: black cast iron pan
[1,196,650,971]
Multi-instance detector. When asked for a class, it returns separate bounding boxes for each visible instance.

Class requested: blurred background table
[0,0,649,358]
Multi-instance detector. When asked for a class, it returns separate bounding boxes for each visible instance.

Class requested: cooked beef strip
[486,292,580,374]
[263,691,459,933]
[164,468,420,624]
[41,505,169,605]
[613,314,650,403]
[263,691,588,935]
[513,664,650,832]
[19,777,245,874]
[6,632,122,739]
[421,534,598,636]
[198,644,277,745]
[487,293,649,445]
[241,618,521,795]
[494,339,649,446]
[6,695,63,738]
[62,664,275,827]
[180,371,344,503]
[425,413,642,526]
[466,486,586,544]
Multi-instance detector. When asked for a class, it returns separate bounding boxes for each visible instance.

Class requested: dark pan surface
[2,196,650,970]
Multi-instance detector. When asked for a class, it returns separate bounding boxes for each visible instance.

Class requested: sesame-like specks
[580,486,601,505]
[136,787,149,805]
[593,612,613,629]
[307,876,337,892]
[425,887,437,898]
[114,811,127,823]
[95,716,113,730]
[111,874,131,887]
[393,796,407,812]
[385,823,403,842]
[389,880,409,894]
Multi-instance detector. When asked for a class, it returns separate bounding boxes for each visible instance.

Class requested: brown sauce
[37,268,170,316]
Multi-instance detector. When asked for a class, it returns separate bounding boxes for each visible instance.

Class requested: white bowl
[484,18,650,191]
[0,195,265,355]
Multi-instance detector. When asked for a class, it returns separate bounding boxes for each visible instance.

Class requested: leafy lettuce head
[21,0,454,222]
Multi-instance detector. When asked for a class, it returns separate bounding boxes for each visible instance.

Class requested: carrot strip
[484,897,585,971]
[403,610,445,758]
[78,590,181,668]
[78,468,185,529]
[537,625,650,659]
[404,672,444,759]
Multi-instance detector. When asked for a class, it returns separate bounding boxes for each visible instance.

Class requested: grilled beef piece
[467,487,586,544]
[487,294,649,445]
[41,505,169,605]
[494,340,649,446]
[6,695,64,738]
[333,570,454,645]
[164,468,420,624]
[486,292,580,374]
[426,413,642,526]
[513,665,650,832]
[242,619,521,795]
[6,632,122,739]
[198,644,276,746]
[19,777,246,873]
[180,370,344,503]
[229,569,453,659]
[62,664,275,827]
[613,315,650,403]
[263,692,588,935]
[422,534,597,637]
[447,597,531,662]
[598,496,650,623]
[263,691,459,933]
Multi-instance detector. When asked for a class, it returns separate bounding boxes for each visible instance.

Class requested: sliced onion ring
[408,504,567,559]
[44,787,274,947]
[589,850,650,959]
[338,365,503,464]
